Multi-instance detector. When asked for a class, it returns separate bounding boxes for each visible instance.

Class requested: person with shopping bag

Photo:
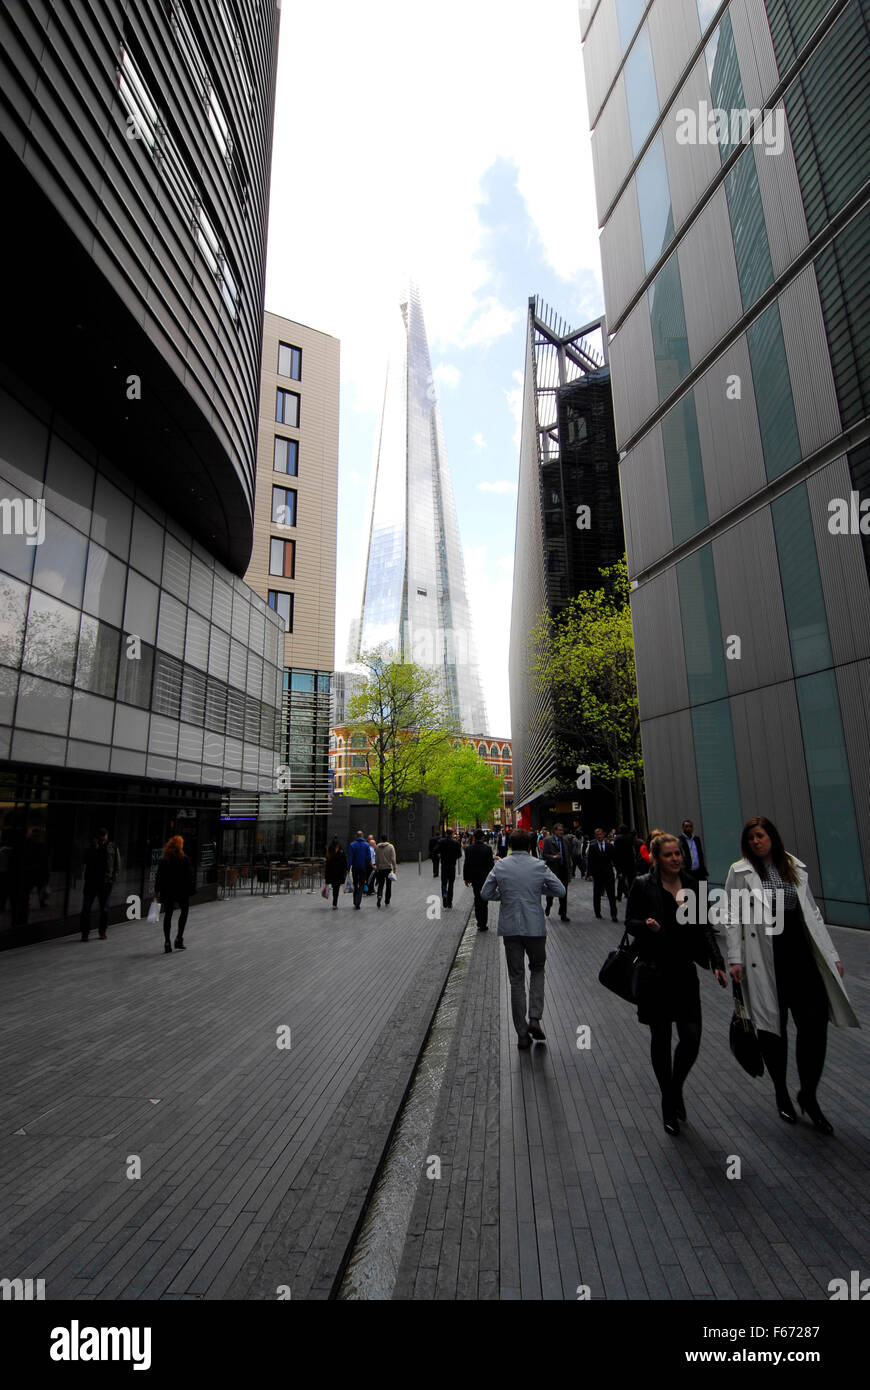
[374,837,397,907]
[154,835,196,954]
[722,816,859,1134]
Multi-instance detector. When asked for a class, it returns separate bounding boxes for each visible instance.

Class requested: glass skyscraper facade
[581,0,870,925]
[352,285,488,733]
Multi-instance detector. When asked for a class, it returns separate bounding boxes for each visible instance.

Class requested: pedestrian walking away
[541,822,572,921]
[613,824,636,901]
[588,827,618,920]
[463,829,495,930]
[428,830,441,878]
[347,831,373,909]
[438,827,462,909]
[723,816,859,1135]
[481,830,565,1047]
[79,828,121,941]
[154,835,196,952]
[374,837,397,907]
[324,839,348,910]
[624,833,728,1135]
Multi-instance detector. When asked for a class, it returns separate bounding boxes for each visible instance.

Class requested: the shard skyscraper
[351,283,488,733]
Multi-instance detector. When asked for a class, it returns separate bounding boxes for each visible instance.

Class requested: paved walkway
[1,868,868,1301]
[395,878,870,1300]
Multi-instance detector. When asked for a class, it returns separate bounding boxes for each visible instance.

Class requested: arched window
[478,743,487,757]
[501,744,511,758]
[490,743,499,757]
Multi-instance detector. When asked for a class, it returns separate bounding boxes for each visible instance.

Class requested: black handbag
[598,929,637,1004]
[631,956,665,1010]
[729,982,765,1078]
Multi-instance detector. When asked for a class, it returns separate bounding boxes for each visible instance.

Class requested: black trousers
[468,880,488,927]
[80,882,112,937]
[441,868,456,906]
[592,873,617,918]
[163,897,189,942]
[330,881,342,906]
[351,866,369,908]
[431,856,440,877]
[758,918,829,1102]
[375,868,392,904]
[545,868,569,920]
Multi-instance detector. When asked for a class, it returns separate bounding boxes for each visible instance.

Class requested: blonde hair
[650,832,680,862]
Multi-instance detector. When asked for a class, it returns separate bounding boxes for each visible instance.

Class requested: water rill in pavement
[336,911,479,1299]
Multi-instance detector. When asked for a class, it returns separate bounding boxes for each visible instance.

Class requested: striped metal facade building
[580,0,870,924]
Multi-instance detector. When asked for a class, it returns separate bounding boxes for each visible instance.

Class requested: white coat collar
[732,854,807,874]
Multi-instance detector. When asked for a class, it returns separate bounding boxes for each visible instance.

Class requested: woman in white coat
[724,817,859,1134]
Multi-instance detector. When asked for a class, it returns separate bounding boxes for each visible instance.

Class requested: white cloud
[477,480,516,495]
[459,297,523,349]
[472,432,487,450]
[433,362,461,388]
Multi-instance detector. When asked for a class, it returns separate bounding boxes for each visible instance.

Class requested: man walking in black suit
[428,830,441,878]
[463,830,495,930]
[495,826,510,859]
[588,826,618,921]
[541,822,571,921]
[438,827,462,909]
[679,819,708,880]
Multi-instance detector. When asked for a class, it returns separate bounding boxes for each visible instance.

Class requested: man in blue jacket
[347,830,373,910]
[481,831,565,1048]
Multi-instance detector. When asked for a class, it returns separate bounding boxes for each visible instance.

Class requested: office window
[75,616,120,699]
[764,0,844,75]
[662,390,709,544]
[771,484,832,676]
[726,149,774,310]
[276,389,300,427]
[696,0,723,34]
[624,25,659,156]
[271,486,297,528]
[269,538,295,578]
[705,10,746,162]
[267,589,294,632]
[649,255,691,403]
[615,0,646,52]
[636,133,674,273]
[677,546,728,704]
[746,301,801,481]
[691,700,743,884]
[816,206,870,430]
[278,343,302,380]
[274,436,299,475]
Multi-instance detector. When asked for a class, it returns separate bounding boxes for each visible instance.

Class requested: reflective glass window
[274,437,299,475]
[16,674,71,736]
[75,616,120,698]
[677,546,727,704]
[624,25,659,157]
[662,391,709,544]
[649,255,691,402]
[205,676,227,733]
[705,11,746,163]
[278,343,302,380]
[157,590,187,658]
[267,589,293,631]
[116,639,154,709]
[162,532,191,601]
[211,575,233,631]
[22,590,79,683]
[32,514,88,608]
[152,651,183,719]
[124,570,159,647]
[615,0,646,51]
[726,150,774,310]
[771,485,832,676]
[276,389,300,427]
[130,506,164,577]
[0,572,31,668]
[292,671,315,693]
[181,665,207,727]
[269,538,295,578]
[83,543,126,626]
[696,0,722,34]
[746,301,801,481]
[636,133,674,272]
[91,475,132,559]
[271,486,297,527]
[43,436,94,534]
[0,505,36,584]
[691,700,743,884]
[185,609,210,671]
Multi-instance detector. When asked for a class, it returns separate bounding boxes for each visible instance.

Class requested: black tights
[163,898,189,943]
[649,1017,702,1098]
[757,1017,827,1104]
[331,882,341,906]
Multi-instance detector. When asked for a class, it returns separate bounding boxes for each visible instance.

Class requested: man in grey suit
[480,831,566,1049]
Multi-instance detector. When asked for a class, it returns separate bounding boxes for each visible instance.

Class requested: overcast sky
[264,0,604,736]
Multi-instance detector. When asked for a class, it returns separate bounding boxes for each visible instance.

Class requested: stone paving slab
[394,876,870,1300]
[0,870,470,1300]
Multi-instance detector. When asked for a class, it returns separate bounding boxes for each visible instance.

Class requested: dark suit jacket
[679,833,708,880]
[463,842,494,887]
[438,837,462,872]
[625,870,724,973]
[541,835,570,878]
[587,840,616,880]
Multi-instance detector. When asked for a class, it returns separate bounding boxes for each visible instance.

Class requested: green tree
[527,559,646,832]
[424,743,503,828]
[342,648,456,839]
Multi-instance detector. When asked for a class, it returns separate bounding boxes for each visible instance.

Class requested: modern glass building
[351,284,488,733]
[0,0,281,944]
[580,0,870,924]
[509,299,624,831]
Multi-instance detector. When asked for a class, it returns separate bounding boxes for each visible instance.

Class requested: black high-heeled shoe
[797,1091,833,1135]
[661,1097,680,1136]
[673,1089,687,1122]
[775,1090,797,1124]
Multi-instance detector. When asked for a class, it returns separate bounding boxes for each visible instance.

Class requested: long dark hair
[326,838,342,858]
[741,816,799,885]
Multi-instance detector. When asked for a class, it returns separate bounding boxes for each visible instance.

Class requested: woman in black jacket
[154,836,195,953]
[324,839,348,910]
[625,833,728,1135]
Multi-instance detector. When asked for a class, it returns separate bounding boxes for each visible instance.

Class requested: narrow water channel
[336,911,479,1299]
